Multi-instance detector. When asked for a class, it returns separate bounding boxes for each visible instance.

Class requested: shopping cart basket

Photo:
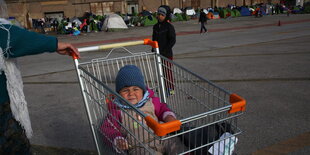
[72,39,246,155]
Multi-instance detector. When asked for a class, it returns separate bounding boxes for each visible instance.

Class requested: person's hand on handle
[57,42,80,58]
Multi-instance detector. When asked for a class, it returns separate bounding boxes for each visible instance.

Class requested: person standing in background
[0,0,80,154]
[152,5,176,96]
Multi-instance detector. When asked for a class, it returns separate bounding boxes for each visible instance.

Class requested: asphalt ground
[17,14,310,154]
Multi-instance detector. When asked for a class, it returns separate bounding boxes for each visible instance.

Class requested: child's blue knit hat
[115,65,146,93]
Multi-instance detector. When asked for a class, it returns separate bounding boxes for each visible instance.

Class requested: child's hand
[116,139,129,150]
[164,115,176,122]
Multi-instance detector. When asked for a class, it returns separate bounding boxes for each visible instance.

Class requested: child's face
[119,86,143,105]
[157,14,166,22]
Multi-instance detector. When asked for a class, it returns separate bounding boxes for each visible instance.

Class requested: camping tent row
[172,6,276,19]
[172,7,244,19]
[83,5,269,29]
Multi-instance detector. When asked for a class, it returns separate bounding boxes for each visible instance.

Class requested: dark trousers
[200,22,207,33]
[0,102,31,155]
[163,56,174,90]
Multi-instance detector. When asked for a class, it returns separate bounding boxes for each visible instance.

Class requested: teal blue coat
[0,24,57,105]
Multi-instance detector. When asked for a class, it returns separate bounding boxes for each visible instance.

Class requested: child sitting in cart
[101,65,184,154]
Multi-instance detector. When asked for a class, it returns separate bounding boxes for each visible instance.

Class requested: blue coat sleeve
[0,24,58,58]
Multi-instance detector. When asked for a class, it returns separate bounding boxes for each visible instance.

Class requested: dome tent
[207,12,214,19]
[173,8,183,14]
[142,15,157,26]
[220,8,230,18]
[231,9,241,17]
[185,7,196,16]
[212,12,220,19]
[240,6,251,16]
[103,14,128,32]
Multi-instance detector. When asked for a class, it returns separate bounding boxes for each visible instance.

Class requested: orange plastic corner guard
[145,116,181,137]
[143,39,159,48]
[228,94,246,114]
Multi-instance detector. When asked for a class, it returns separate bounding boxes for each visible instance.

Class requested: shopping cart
[72,39,246,155]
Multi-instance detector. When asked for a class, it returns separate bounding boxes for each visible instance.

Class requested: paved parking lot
[18,14,310,154]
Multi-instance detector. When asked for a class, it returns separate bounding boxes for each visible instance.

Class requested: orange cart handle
[143,39,159,48]
[145,116,181,136]
[228,94,246,114]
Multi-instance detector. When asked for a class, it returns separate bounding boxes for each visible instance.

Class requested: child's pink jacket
[100,88,174,144]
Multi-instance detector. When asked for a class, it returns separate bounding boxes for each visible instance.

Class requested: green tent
[220,9,230,18]
[171,15,178,22]
[182,14,190,21]
[230,9,236,17]
[233,10,241,17]
[89,21,98,32]
[142,15,157,26]
[176,13,184,21]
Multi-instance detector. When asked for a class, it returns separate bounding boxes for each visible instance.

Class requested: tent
[240,7,251,16]
[230,10,236,17]
[232,9,241,17]
[103,14,128,32]
[259,8,267,15]
[142,15,157,26]
[141,10,152,16]
[212,12,220,19]
[220,9,231,18]
[183,14,190,21]
[292,6,302,14]
[173,8,183,14]
[171,13,183,22]
[203,9,209,14]
[185,8,196,16]
[207,8,214,12]
[207,12,214,19]
[70,17,82,26]
[171,14,178,22]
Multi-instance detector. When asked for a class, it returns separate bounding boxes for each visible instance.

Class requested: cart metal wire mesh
[73,39,246,155]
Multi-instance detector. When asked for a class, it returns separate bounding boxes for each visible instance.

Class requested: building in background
[6,0,130,28]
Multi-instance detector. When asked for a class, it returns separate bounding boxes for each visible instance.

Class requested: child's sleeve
[100,109,124,145]
[153,97,176,122]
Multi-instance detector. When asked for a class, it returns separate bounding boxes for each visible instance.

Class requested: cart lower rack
[72,39,246,155]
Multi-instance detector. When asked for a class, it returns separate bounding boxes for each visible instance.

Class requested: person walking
[199,9,208,34]
[0,1,80,154]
